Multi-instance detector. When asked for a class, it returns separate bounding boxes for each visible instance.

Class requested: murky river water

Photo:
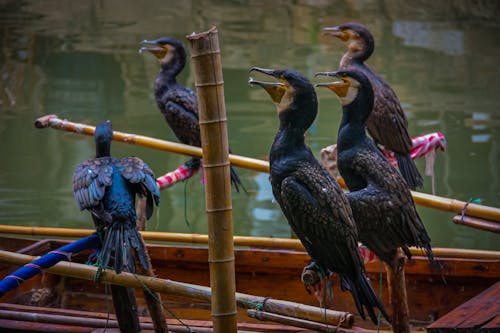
[0,1,498,250]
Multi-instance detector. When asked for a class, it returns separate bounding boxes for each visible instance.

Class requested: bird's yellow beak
[139,40,169,60]
[323,26,349,42]
[249,67,286,104]
[315,73,350,98]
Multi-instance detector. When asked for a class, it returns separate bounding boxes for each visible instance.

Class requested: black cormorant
[73,121,160,333]
[315,68,435,267]
[249,67,389,324]
[323,22,423,189]
[140,37,245,192]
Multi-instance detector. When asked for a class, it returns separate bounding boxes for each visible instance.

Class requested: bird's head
[249,67,318,131]
[323,22,374,62]
[140,37,186,66]
[315,69,374,122]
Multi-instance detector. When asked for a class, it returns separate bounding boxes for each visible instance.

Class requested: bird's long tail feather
[100,221,149,274]
[230,165,247,193]
[342,274,391,325]
[110,285,141,333]
[395,152,423,190]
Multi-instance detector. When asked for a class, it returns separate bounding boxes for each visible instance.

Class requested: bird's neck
[96,142,111,158]
[337,106,367,151]
[159,54,185,81]
[271,124,307,162]
[340,53,365,68]
[340,41,373,67]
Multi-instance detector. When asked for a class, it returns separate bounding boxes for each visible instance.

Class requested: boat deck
[427,281,500,333]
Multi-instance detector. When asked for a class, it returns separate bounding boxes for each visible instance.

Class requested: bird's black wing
[364,68,412,154]
[159,87,201,147]
[279,162,362,278]
[348,150,433,263]
[73,157,114,225]
[116,157,160,219]
[279,162,389,323]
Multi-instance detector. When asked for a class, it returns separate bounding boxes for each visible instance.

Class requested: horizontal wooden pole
[0,224,499,260]
[452,215,500,234]
[248,309,356,333]
[0,250,353,328]
[35,115,269,173]
[34,115,500,222]
[0,309,208,333]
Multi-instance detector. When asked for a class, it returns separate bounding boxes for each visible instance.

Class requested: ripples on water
[0,0,498,250]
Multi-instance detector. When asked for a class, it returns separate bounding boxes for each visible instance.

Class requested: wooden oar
[0,224,499,260]
[34,115,500,222]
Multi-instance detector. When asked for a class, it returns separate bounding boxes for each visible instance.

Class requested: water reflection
[0,0,498,250]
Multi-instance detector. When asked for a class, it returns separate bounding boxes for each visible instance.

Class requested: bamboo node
[198,118,227,125]
[195,81,224,87]
[211,310,238,317]
[203,161,230,168]
[205,206,232,213]
[208,256,235,264]
[190,50,221,58]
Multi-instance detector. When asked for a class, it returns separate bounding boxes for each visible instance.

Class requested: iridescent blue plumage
[72,121,160,274]
[73,121,160,332]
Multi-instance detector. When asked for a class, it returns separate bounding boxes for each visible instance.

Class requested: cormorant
[315,68,435,267]
[140,37,245,192]
[249,67,389,324]
[73,121,160,333]
[323,22,423,189]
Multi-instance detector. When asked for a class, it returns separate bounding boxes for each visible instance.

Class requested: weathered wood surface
[427,281,500,333]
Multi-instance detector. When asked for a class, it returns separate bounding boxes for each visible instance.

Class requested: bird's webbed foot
[301,261,333,307]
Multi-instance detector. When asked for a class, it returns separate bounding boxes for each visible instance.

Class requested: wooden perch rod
[0,250,353,328]
[0,224,498,260]
[34,114,500,222]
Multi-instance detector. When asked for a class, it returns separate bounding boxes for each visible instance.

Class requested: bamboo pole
[34,115,500,222]
[0,224,499,260]
[247,310,358,333]
[452,215,500,234]
[0,250,353,328]
[186,27,237,333]
[34,114,268,173]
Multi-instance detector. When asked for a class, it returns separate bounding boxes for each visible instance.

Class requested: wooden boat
[0,230,498,332]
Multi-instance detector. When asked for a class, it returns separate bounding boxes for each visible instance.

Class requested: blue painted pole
[0,233,101,297]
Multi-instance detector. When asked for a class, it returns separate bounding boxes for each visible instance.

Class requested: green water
[0,1,498,250]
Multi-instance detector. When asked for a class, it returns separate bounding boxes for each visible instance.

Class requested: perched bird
[140,37,245,192]
[315,68,435,267]
[73,121,160,333]
[323,22,423,189]
[249,67,389,324]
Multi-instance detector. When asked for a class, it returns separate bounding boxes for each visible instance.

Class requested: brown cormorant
[140,37,245,192]
[73,121,160,333]
[249,67,389,324]
[315,68,435,267]
[323,22,423,190]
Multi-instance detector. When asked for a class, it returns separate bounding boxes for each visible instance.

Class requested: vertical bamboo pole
[186,27,237,333]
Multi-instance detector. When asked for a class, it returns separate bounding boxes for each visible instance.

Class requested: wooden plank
[456,283,499,328]
[0,318,92,332]
[483,315,500,329]
[427,282,500,332]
